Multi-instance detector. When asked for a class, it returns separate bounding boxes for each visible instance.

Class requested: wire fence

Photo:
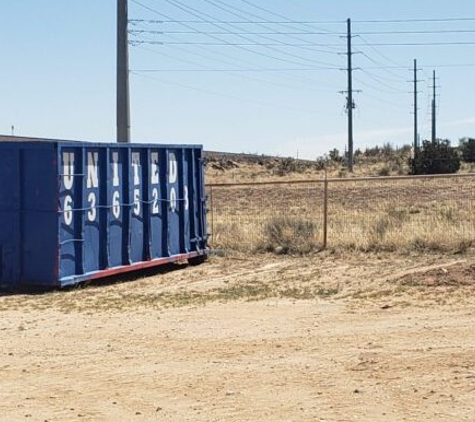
[207,173,475,253]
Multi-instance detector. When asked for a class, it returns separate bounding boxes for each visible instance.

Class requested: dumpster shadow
[0,261,197,296]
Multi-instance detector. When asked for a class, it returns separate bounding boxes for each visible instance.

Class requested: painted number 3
[88,192,97,222]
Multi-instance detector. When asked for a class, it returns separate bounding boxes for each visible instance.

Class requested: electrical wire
[354,17,475,23]
[358,69,407,93]
[153,0,342,68]
[130,29,342,35]
[354,41,475,47]
[130,22,342,90]
[130,0,338,71]
[130,70,327,114]
[235,0,341,35]
[203,0,343,60]
[131,60,338,94]
[357,35,408,74]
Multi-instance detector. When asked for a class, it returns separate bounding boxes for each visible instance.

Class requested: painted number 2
[152,188,159,215]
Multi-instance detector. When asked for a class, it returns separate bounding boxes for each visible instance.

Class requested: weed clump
[262,216,319,255]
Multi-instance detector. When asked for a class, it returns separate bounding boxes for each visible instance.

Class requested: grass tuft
[261,216,319,255]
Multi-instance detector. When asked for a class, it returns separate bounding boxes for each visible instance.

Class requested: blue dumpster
[0,137,208,288]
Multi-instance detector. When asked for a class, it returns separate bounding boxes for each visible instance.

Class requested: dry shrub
[261,216,319,254]
[406,228,473,253]
[368,207,409,247]
[377,165,391,177]
[275,157,303,176]
[327,203,474,253]
[211,221,252,252]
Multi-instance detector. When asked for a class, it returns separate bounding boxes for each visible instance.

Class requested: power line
[353,41,475,46]
[130,27,475,36]
[129,18,344,25]
[357,69,407,93]
[356,89,408,110]
[130,70,328,114]
[199,0,338,39]
[130,40,343,47]
[130,0,342,60]
[235,0,340,35]
[131,0,342,68]
[130,28,342,90]
[131,62,339,93]
[132,67,339,72]
[167,0,342,59]
[130,33,342,92]
[358,51,408,82]
[129,29,342,35]
[130,17,475,24]
[357,35,408,73]
[130,40,475,47]
[353,17,475,23]
[355,29,475,35]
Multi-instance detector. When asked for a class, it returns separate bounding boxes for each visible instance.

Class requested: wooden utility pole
[117,0,130,143]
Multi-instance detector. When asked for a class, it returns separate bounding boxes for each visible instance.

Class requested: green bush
[410,139,460,175]
[460,138,475,163]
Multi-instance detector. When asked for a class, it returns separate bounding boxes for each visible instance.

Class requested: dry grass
[259,216,319,254]
[0,266,339,313]
[208,175,475,254]
[3,250,474,314]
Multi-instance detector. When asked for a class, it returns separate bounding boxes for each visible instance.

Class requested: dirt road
[1,252,475,421]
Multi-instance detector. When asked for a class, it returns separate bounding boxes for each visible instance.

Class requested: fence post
[323,171,328,249]
[209,185,214,243]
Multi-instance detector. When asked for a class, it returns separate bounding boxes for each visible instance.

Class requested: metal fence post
[323,171,328,249]
[209,185,214,242]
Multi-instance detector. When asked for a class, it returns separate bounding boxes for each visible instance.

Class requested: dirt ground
[1,251,475,422]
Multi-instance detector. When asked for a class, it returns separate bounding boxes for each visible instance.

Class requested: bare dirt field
[1,251,475,422]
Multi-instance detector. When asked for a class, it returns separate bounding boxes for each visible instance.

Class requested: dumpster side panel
[0,146,20,288]
[21,145,58,286]
[0,142,58,288]
[167,149,181,256]
[108,148,127,268]
[148,148,165,259]
[129,149,145,263]
[82,147,102,273]
[1,140,208,288]
[59,146,84,280]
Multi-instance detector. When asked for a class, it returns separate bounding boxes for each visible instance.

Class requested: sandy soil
[1,251,475,422]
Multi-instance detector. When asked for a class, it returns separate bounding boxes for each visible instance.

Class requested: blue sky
[1,1,475,159]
